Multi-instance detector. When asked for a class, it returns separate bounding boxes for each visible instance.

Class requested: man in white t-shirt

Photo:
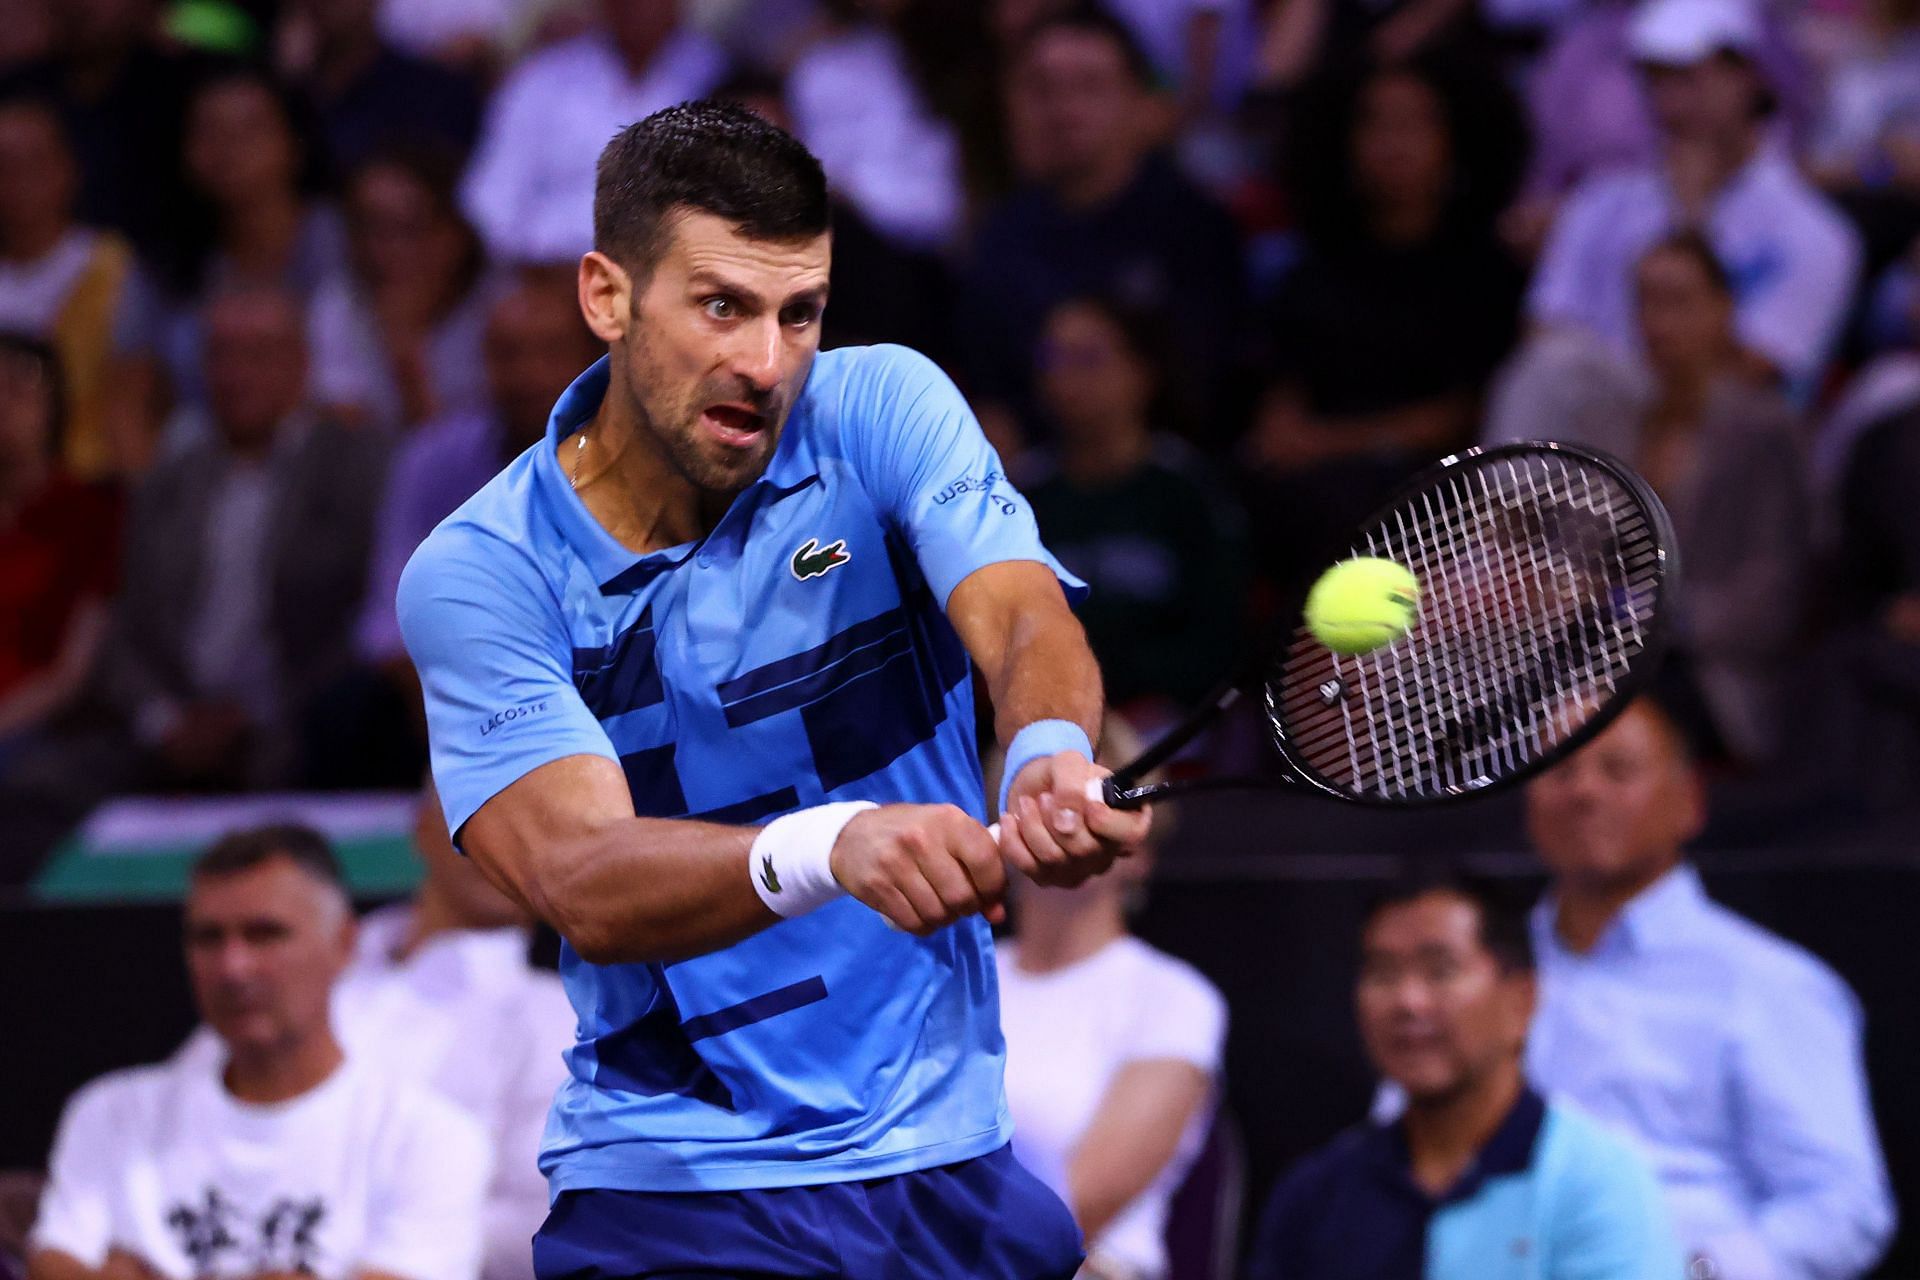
[332,787,574,1280]
[995,722,1228,1280]
[27,825,491,1280]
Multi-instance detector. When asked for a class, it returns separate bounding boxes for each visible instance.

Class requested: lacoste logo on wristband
[760,851,783,895]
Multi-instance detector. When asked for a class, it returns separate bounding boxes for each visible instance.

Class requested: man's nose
[728,317,783,395]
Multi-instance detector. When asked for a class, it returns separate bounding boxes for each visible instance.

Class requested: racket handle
[987,778,1107,843]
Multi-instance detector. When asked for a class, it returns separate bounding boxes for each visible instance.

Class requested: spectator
[460,0,727,263]
[0,334,120,748]
[1809,0,1920,194]
[276,0,483,175]
[1249,871,1680,1280]
[1494,233,1810,762]
[6,0,195,261]
[1021,296,1246,712]
[997,716,1227,1280]
[1524,697,1896,1278]
[957,4,1245,444]
[1525,0,1861,392]
[785,0,964,250]
[120,64,345,439]
[1244,53,1525,594]
[310,275,597,789]
[0,94,135,479]
[310,147,494,433]
[333,785,574,1280]
[26,824,490,1280]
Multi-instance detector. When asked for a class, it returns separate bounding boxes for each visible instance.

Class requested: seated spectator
[0,286,386,866]
[333,784,574,1280]
[1494,233,1810,762]
[0,94,135,479]
[0,334,119,749]
[460,0,726,263]
[956,5,1245,444]
[1809,0,1920,195]
[277,0,483,175]
[1250,871,1679,1280]
[786,0,965,250]
[310,147,494,433]
[1524,698,1896,1278]
[1525,0,1860,393]
[120,64,346,443]
[26,824,489,1280]
[310,276,597,789]
[7,0,195,261]
[997,716,1227,1280]
[1021,296,1246,713]
[1244,52,1525,594]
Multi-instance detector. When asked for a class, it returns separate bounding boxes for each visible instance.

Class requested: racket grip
[987,778,1106,843]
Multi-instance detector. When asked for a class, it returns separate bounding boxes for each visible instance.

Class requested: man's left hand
[999,751,1152,888]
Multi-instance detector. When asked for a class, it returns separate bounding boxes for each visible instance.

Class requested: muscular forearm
[979,606,1101,749]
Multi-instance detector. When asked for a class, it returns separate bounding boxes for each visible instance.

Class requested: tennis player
[397,102,1149,1279]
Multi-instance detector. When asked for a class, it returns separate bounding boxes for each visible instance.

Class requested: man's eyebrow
[687,270,768,307]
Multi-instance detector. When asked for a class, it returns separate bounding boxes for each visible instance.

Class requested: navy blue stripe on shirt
[721,624,915,727]
[619,743,686,817]
[717,609,908,705]
[574,606,665,717]
[681,976,830,1042]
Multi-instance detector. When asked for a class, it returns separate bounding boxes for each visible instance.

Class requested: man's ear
[579,251,632,346]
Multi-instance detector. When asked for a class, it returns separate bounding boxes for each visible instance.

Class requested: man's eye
[704,297,737,320]
[782,305,819,329]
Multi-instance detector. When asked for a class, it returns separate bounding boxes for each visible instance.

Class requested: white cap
[1628,0,1761,65]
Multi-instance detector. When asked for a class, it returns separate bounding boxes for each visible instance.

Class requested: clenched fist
[831,804,1008,935]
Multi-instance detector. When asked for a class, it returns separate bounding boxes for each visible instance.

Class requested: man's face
[1643,53,1760,143]
[1525,702,1704,893]
[0,105,74,245]
[1357,892,1534,1103]
[1009,28,1143,184]
[203,292,308,452]
[185,858,354,1058]
[1038,302,1148,440]
[485,284,596,450]
[615,210,829,495]
[1636,245,1734,376]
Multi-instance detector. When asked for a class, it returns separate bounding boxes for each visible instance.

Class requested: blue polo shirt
[397,344,1083,1193]
[1248,1089,1681,1280]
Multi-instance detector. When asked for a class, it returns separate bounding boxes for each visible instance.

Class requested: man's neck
[567,396,716,554]
[0,219,70,265]
[1553,859,1680,954]
[1370,198,1442,248]
[1403,1063,1524,1198]
[223,1028,344,1104]
[1058,422,1151,486]
[1013,898,1125,974]
[1049,150,1143,213]
[222,193,303,271]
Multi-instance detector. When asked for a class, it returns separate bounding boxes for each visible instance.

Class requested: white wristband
[749,802,877,918]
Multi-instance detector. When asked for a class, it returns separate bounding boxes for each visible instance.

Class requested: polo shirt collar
[1368,1085,1548,1206]
[1537,862,1704,959]
[533,356,824,593]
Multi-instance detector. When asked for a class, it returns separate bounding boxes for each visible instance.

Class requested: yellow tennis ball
[1305,557,1421,656]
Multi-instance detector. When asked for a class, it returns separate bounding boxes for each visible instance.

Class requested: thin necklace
[570,430,588,490]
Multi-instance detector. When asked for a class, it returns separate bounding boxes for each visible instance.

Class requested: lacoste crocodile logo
[790,537,851,580]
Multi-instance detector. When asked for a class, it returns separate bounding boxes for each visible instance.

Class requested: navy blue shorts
[531,1144,1084,1280]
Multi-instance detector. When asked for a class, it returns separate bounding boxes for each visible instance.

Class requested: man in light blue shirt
[399,102,1147,1279]
[1524,698,1895,1279]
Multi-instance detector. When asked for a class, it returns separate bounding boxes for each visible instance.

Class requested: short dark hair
[593,100,830,279]
[1362,865,1535,974]
[193,823,348,894]
[1017,4,1157,89]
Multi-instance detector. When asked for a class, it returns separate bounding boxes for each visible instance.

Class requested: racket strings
[1274,452,1664,800]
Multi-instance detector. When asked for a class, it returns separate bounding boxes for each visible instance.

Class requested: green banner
[34,792,423,903]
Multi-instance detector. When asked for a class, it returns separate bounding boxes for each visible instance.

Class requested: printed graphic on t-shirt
[166,1187,328,1274]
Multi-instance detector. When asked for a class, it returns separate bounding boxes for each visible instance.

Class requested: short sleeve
[1543,1109,1685,1280]
[842,345,1086,608]
[363,1089,493,1280]
[397,525,619,838]
[28,1078,124,1268]
[1124,952,1227,1074]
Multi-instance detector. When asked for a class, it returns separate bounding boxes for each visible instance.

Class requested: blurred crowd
[0,0,1913,1276]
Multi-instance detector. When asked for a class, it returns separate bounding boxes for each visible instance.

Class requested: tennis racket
[1090,440,1679,810]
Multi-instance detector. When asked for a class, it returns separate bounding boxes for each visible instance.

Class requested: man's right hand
[830,805,1007,934]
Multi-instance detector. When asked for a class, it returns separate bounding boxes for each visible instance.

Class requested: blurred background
[0,0,1915,1275]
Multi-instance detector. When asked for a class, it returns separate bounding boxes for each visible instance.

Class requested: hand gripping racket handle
[987,777,1112,843]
